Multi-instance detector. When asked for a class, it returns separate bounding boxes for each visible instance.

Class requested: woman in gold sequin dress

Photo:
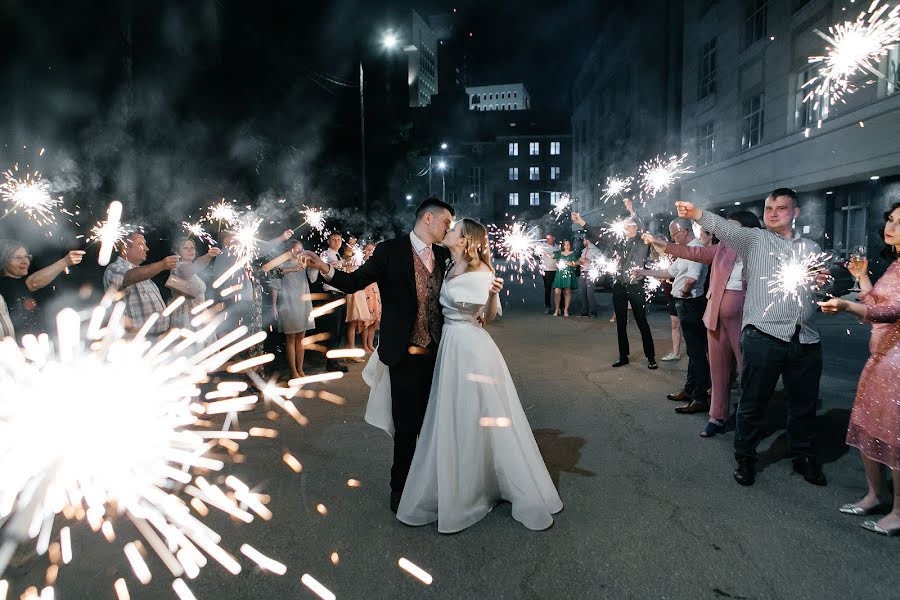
[819,202,900,536]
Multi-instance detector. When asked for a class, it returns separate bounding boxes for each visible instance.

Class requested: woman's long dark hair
[726,210,763,229]
[881,201,900,261]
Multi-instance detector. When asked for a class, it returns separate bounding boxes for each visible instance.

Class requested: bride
[364,218,563,533]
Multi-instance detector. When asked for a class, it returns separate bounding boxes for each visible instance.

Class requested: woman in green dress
[552,239,579,317]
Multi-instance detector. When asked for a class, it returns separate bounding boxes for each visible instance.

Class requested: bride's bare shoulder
[475,262,492,273]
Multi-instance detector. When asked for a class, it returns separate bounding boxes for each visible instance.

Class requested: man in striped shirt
[676,189,828,488]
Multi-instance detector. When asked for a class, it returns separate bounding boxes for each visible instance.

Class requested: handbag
[165,272,203,299]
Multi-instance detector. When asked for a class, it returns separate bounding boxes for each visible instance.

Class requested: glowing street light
[382,32,399,49]
[440,142,448,150]
[437,160,447,170]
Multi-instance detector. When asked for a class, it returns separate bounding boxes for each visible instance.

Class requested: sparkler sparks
[643,255,674,298]
[489,221,541,273]
[231,217,263,265]
[603,218,632,241]
[549,193,575,221]
[803,1,900,111]
[600,175,633,203]
[206,201,241,226]
[637,154,694,200]
[0,303,290,597]
[95,201,125,267]
[766,250,832,307]
[182,221,215,245]
[585,255,619,282]
[301,206,328,233]
[1,167,62,226]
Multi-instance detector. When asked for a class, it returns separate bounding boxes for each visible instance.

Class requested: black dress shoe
[647,359,658,370]
[326,361,349,373]
[733,461,755,486]
[792,457,827,486]
[390,491,402,513]
[612,357,629,367]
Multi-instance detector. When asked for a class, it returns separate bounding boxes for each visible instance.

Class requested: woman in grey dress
[168,238,220,341]
[270,240,319,378]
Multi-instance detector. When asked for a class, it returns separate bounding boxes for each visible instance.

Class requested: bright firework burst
[637,154,694,200]
[803,1,900,112]
[603,218,632,241]
[586,255,619,282]
[766,250,832,309]
[600,175,633,203]
[489,221,541,273]
[206,200,242,226]
[0,303,296,598]
[549,193,575,221]
[231,217,263,265]
[1,167,63,226]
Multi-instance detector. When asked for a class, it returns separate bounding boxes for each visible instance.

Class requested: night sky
[0,0,602,234]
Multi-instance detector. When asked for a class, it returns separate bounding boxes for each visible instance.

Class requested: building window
[795,68,826,127]
[529,166,540,180]
[508,193,519,206]
[530,192,540,206]
[509,167,519,181]
[697,121,715,166]
[744,0,767,49]
[698,38,717,100]
[550,141,561,155]
[550,166,560,180]
[741,93,764,149]
[529,142,540,155]
[550,192,562,205]
[508,142,518,156]
[887,44,900,96]
[446,192,457,205]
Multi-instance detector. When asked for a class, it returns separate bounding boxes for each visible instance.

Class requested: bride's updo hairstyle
[459,218,495,274]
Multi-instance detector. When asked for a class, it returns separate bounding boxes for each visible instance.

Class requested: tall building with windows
[465,83,531,111]
[406,10,439,107]
[681,0,900,260]
[571,1,684,223]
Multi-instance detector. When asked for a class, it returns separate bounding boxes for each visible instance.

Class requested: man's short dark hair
[769,188,799,208]
[415,197,455,221]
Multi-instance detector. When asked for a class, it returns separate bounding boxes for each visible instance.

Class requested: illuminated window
[529,142,540,155]
[509,193,519,206]
[529,166,540,180]
[509,167,519,181]
[508,142,518,156]
[530,192,540,206]
[550,141,561,155]
[550,166,560,180]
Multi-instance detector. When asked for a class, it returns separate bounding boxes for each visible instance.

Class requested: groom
[303,197,454,512]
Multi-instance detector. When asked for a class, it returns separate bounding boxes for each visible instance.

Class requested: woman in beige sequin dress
[819,202,900,536]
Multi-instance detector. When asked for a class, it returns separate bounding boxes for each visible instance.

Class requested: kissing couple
[303,197,562,533]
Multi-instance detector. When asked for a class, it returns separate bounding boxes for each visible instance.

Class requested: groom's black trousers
[388,344,438,494]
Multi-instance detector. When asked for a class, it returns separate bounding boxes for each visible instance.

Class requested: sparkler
[0,303,292,598]
[603,218,632,241]
[206,201,241,226]
[637,154,694,200]
[182,221,215,245]
[294,206,329,235]
[1,167,63,226]
[803,1,900,111]
[230,217,262,265]
[643,254,674,298]
[766,250,832,308]
[585,255,619,282]
[549,193,575,221]
[600,175,633,203]
[489,221,541,273]
[97,201,125,267]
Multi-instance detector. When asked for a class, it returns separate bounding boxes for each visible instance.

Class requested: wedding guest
[819,201,900,536]
[537,233,560,314]
[167,238,221,332]
[270,240,319,379]
[320,232,348,372]
[634,218,709,408]
[643,210,762,435]
[0,239,85,339]
[661,283,683,362]
[103,232,178,337]
[0,290,14,340]
[677,190,829,487]
[577,236,602,317]
[343,237,370,361]
[362,242,382,353]
[552,240,579,317]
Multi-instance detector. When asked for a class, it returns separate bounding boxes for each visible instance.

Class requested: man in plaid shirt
[103,232,179,337]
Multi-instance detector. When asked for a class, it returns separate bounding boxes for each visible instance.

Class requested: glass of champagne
[849,245,867,292]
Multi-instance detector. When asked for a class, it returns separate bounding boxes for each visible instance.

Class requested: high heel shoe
[839,502,881,516]
[860,520,900,536]
[700,421,725,438]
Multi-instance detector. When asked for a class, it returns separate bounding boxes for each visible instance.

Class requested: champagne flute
[849,245,867,292]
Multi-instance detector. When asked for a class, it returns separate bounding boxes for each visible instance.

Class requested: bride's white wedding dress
[362,270,563,533]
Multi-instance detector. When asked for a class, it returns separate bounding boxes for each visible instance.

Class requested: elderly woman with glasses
[0,239,85,339]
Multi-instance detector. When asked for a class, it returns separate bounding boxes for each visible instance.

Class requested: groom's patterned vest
[410,248,442,348]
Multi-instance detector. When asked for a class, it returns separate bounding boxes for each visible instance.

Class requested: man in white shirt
[319,232,348,372]
[577,237,602,317]
[537,233,560,314]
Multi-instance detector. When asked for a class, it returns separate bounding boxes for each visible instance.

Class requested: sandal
[700,421,725,438]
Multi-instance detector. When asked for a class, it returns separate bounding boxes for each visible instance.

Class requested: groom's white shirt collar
[409,231,428,254]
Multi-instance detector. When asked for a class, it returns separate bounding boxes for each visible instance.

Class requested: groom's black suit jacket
[326,235,450,367]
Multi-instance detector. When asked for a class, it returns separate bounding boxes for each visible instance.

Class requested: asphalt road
[5,280,896,600]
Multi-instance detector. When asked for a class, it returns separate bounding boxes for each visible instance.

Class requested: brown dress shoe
[667,389,690,402]
[675,401,709,414]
